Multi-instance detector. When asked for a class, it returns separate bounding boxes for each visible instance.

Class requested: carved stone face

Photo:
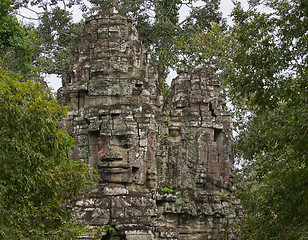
[96,107,150,185]
[98,125,136,183]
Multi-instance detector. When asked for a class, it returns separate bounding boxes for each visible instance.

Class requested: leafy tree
[227,1,308,239]
[0,0,37,77]
[35,7,84,75]
[0,0,22,51]
[0,66,92,239]
[0,2,94,237]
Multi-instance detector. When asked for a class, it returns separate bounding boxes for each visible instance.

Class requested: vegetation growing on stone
[161,187,174,194]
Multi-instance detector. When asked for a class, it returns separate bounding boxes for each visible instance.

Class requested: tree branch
[62,0,66,12]
[23,6,40,15]
[16,13,39,21]
[178,3,209,26]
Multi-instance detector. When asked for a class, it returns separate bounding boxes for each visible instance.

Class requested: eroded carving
[58,13,242,240]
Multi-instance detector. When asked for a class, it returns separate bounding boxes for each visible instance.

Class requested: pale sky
[43,0,249,91]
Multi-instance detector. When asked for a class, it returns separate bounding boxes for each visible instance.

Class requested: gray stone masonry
[58,13,243,240]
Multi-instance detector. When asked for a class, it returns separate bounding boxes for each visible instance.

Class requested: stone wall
[58,13,242,240]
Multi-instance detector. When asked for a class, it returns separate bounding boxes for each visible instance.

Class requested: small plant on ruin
[159,80,169,95]
[97,224,116,239]
[162,187,174,194]
[220,192,229,200]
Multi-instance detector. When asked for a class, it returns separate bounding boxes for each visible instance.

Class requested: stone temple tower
[58,13,242,240]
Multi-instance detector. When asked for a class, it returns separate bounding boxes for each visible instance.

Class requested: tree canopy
[0,1,93,238]
[228,1,308,239]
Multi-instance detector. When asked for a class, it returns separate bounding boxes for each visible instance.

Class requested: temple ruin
[58,13,242,240]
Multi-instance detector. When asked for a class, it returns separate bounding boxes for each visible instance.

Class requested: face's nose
[98,144,123,162]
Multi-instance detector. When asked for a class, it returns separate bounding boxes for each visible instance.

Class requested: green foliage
[7,0,85,76]
[103,224,115,233]
[0,0,21,51]
[0,66,92,239]
[35,7,85,75]
[171,22,233,74]
[161,187,174,194]
[163,118,169,126]
[159,79,170,94]
[228,1,308,239]
[0,0,37,78]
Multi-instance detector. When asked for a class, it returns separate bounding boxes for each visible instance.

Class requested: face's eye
[169,128,180,138]
[113,135,132,149]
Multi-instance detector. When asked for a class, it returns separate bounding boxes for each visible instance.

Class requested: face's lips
[98,147,130,175]
[100,167,129,174]
[98,160,130,169]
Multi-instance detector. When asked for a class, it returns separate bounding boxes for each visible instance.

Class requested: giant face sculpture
[97,111,147,184]
[57,13,159,187]
[81,91,158,188]
[98,120,135,183]
[156,70,234,193]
